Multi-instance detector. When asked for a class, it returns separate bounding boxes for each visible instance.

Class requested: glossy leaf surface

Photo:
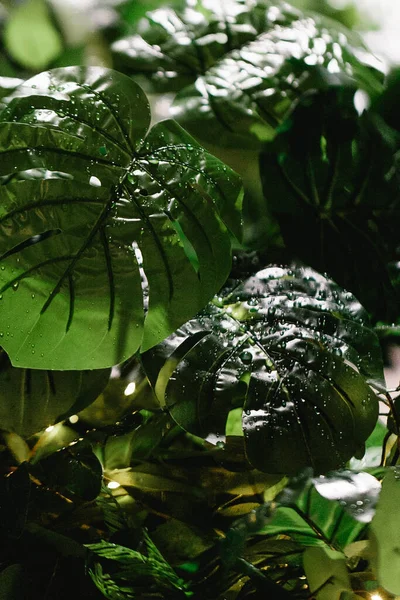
[0,349,110,438]
[0,66,242,369]
[143,265,382,473]
[112,0,383,147]
[260,95,400,321]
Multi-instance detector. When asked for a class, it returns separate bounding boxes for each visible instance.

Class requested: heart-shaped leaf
[0,66,242,370]
[143,265,382,473]
[112,0,383,147]
[0,349,110,438]
[259,94,400,321]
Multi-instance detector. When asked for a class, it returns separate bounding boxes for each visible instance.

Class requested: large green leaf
[0,66,242,370]
[143,265,382,473]
[370,468,400,595]
[0,348,110,437]
[112,0,383,147]
[259,93,400,321]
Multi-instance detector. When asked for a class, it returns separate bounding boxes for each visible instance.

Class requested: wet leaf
[0,66,242,370]
[143,265,382,473]
[312,470,381,523]
[259,95,400,321]
[0,349,110,438]
[112,0,383,147]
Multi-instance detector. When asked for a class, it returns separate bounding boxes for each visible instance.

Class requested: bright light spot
[354,90,371,115]
[124,382,136,396]
[45,425,54,432]
[89,175,101,187]
[107,481,121,490]
[370,594,383,600]
[69,414,79,424]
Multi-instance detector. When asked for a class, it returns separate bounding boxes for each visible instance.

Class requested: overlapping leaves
[260,94,400,321]
[0,348,110,437]
[112,0,383,147]
[0,66,242,370]
[143,265,382,473]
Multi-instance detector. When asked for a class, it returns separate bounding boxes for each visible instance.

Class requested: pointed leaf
[112,0,383,147]
[0,66,242,369]
[143,265,382,473]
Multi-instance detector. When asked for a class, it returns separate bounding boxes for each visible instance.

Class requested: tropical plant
[1,1,400,599]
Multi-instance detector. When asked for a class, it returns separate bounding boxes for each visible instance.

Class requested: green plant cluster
[1,1,400,599]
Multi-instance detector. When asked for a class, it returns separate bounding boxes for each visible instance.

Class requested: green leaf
[312,470,381,523]
[34,440,102,500]
[4,0,63,70]
[0,349,110,437]
[259,94,400,321]
[143,265,382,473]
[0,565,24,600]
[370,468,400,595]
[0,66,242,370]
[112,0,383,147]
[303,546,352,600]
[86,532,188,595]
[260,476,367,549]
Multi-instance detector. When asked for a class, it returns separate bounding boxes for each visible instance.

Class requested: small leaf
[4,0,63,70]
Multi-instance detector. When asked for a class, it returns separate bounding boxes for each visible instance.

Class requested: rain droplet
[240,351,253,364]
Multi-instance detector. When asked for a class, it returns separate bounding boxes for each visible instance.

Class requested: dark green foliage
[112,0,383,147]
[0,348,110,437]
[143,265,382,473]
[260,91,400,321]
